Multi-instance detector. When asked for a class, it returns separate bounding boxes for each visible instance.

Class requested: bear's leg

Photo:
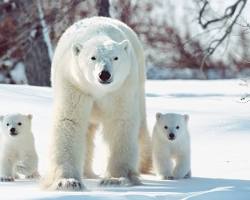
[139,124,152,174]
[173,154,191,179]
[0,152,15,182]
[84,123,98,179]
[42,88,93,191]
[16,152,39,179]
[153,152,173,180]
[160,159,174,180]
[100,117,141,186]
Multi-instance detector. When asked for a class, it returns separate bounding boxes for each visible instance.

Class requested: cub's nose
[98,70,111,83]
[10,127,18,136]
[168,133,175,140]
[10,128,16,133]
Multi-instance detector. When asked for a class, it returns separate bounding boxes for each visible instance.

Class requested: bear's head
[0,114,32,139]
[155,113,189,142]
[72,37,131,93]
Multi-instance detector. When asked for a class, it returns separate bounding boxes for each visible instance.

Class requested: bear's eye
[176,126,180,130]
[6,123,9,126]
[113,56,118,61]
[164,126,168,130]
[91,56,96,61]
[18,122,22,126]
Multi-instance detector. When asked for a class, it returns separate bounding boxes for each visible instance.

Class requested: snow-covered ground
[0,80,250,199]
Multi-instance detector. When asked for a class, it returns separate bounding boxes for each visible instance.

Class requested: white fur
[152,113,191,180]
[43,17,151,191]
[0,114,38,181]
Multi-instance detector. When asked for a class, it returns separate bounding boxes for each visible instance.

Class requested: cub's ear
[156,112,162,120]
[119,40,129,52]
[184,114,189,122]
[0,115,3,122]
[27,114,33,120]
[72,43,83,56]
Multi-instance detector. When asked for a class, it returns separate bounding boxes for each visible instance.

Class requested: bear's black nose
[168,133,175,140]
[10,128,18,136]
[98,70,111,83]
[10,128,16,133]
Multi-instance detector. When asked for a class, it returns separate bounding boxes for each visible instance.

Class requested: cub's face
[155,113,189,142]
[0,114,32,138]
[72,38,131,93]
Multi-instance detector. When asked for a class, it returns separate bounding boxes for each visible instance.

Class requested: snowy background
[0,80,250,199]
[1,0,250,199]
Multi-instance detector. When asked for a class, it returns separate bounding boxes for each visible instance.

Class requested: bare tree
[0,0,93,86]
[23,1,51,86]
[0,0,51,86]
[197,0,250,101]
[197,0,248,67]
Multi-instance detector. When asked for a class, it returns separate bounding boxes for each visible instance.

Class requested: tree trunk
[96,0,110,17]
[22,0,51,86]
[11,0,51,86]
[24,26,51,86]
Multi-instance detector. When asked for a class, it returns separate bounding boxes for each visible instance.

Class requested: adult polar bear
[43,17,151,191]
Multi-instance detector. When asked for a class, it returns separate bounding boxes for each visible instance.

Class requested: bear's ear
[119,40,129,52]
[156,112,162,120]
[0,115,3,122]
[27,114,33,120]
[184,114,189,122]
[72,43,83,56]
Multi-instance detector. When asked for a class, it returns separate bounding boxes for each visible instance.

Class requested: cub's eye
[18,122,22,126]
[91,56,96,60]
[113,57,118,61]
[176,126,180,130]
[6,123,9,126]
[164,126,168,130]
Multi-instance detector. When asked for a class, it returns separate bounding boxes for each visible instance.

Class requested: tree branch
[198,0,248,72]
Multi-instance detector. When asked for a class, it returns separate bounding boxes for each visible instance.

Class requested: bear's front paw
[100,177,128,186]
[160,175,174,180]
[0,176,14,182]
[100,176,141,187]
[55,178,84,191]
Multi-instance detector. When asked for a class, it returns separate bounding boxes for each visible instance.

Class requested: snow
[10,62,28,84]
[0,80,250,199]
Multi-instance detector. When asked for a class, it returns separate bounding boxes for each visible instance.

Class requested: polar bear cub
[152,113,191,180]
[0,114,39,181]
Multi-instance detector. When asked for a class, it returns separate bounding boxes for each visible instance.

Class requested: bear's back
[58,17,128,51]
